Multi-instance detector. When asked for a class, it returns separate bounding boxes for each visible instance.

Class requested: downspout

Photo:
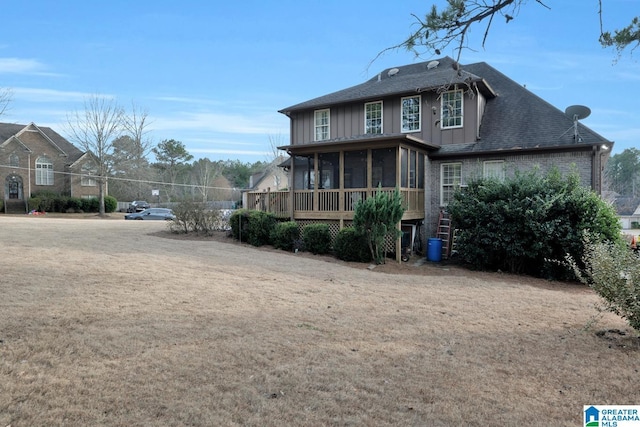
[28,153,31,207]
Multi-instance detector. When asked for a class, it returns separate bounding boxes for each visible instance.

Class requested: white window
[440,163,462,206]
[9,153,19,167]
[81,163,98,186]
[401,95,421,132]
[314,109,330,141]
[35,156,54,186]
[441,89,463,128]
[365,101,383,134]
[483,160,505,181]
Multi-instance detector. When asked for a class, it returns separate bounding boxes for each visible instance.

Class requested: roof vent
[427,60,439,70]
[387,67,400,77]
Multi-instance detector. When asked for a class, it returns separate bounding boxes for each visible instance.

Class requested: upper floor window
[314,109,330,141]
[440,163,462,206]
[81,163,98,186]
[483,160,505,181]
[441,89,463,129]
[9,153,19,167]
[365,101,383,134]
[35,155,54,186]
[401,95,421,132]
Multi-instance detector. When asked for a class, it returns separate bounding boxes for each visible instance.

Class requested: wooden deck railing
[245,188,424,219]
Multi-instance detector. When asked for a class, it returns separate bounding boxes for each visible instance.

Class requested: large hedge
[447,168,621,278]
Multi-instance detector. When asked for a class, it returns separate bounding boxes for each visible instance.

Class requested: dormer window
[314,109,330,141]
[401,95,421,132]
[441,89,463,129]
[365,101,383,134]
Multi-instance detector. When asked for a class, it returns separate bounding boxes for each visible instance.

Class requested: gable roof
[0,122,85,163]
[279,57,612,156]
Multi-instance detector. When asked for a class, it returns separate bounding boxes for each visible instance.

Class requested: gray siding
[290,90,482,147]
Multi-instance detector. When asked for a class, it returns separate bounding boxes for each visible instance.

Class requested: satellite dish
[565,105,591,120]
[387,67,400,77]
[563,105,591,142]
[427,60,439,70]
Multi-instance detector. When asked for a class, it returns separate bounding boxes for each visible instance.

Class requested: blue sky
[1,1,638,163]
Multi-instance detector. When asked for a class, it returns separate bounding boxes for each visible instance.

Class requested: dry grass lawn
[0,214,638,426]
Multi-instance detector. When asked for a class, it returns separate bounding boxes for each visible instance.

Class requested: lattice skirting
[294,220,396,253]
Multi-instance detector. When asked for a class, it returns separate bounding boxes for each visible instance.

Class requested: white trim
[364,100,383,134]
[440,89,464,129]
[401,95,421,133]
[314,109,330,141]
[483,160,505,181]
[440,162,462,206]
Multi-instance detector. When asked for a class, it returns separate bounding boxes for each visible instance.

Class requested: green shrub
[353,187,405,264]
[302,223,332,255]
[104,196,117,213]
[333,227,371,262]
[66,197,84,212]
[271,221,299,251]
[448,168,622,278]
[81,197,99,213]
[568,238,640,332]
[229,209,251,242]
[247,210,277,247]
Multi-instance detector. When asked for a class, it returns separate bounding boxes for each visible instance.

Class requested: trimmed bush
[271,221,299,251]
[302,223,332,255]
[247,210,277,247]
[169,200,223,235]
[333,227,371,262]
[104,196,117,213]
[229,209,251,242]
[448,168,621,278]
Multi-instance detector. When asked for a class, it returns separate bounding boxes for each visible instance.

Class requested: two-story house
[0,122,99,213]
[249,57,611,260]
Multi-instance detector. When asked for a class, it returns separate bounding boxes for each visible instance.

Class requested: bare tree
[191,158,224,203]
[120,102,155,199]
[66,94,124,215]
[0,88,12,117]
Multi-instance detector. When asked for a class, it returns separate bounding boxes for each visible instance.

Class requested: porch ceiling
[278,133,440,155]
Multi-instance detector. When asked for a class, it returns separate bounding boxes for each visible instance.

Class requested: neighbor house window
[483,160,505,181]
[401,95,421,132]
[441,89,463,128]
[365,101,383,134]
[35,156,54,185]
[81,163,98,186]
[314,109,330,141]
[9,153,19,167]
[440,163,462,206]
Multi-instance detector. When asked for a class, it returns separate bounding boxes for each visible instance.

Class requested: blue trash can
[427,238,442,262]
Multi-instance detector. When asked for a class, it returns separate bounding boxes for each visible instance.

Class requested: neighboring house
[0,122,99,213]
[614,196,640,229]
[242,155,289,211]
[248,56,612,259]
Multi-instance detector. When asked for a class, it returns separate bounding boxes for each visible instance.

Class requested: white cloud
[11,87,92,102]
[150,111,287,135]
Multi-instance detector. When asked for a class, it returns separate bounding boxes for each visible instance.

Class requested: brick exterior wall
[424,149,597,238]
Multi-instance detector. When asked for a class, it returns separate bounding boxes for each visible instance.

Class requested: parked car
[127,200,150,213]
[124,208,176,221]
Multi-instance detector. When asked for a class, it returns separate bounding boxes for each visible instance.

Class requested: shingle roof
[280,57,611,155]
[0,122,85,163]
[279,57,492,114]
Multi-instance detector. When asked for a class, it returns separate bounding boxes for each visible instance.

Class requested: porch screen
[344,150,366,188]
[293,155,315,190]
[371,148,396,188]
[318,152,339,189]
